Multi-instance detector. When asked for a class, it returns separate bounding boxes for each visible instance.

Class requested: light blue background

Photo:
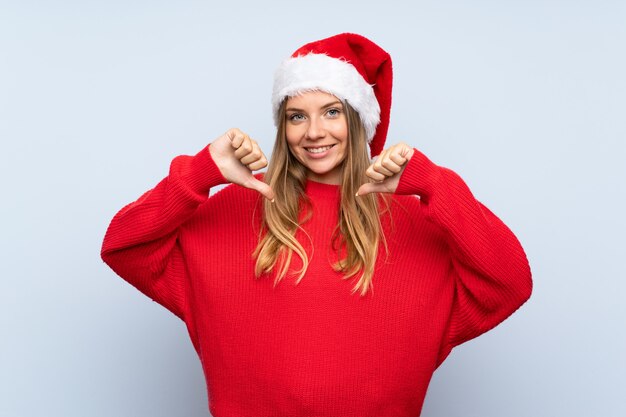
[1,1,624,416]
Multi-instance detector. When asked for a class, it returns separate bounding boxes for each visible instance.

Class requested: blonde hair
[253,99,389,295]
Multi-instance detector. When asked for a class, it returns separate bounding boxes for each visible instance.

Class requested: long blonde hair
[253,98,389,295]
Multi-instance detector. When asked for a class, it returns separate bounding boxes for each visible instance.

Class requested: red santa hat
[272,33,393,157]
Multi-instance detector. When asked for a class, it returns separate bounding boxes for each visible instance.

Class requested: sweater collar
[304,179,341,201]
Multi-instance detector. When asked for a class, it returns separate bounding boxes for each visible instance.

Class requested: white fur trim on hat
[272,53,380,141]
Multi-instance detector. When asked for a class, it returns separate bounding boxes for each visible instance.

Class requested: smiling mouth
[305,144,335,154]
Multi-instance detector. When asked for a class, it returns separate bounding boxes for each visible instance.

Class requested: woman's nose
[305,118,326,140]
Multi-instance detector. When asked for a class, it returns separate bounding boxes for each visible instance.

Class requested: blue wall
[1,1,624,416]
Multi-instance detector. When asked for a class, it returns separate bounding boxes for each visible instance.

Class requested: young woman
[101,33,532,417]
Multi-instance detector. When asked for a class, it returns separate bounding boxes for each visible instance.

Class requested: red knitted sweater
[101,145,532,417]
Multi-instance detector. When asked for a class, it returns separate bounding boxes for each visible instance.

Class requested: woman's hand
[209,128,275,201]
[356,142,415,196]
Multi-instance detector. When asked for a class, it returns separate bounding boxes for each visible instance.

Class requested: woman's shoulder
[210,175,265,206]
[185,174,265,227]
[382,193,449,248]
[386,193,422,216]
[384,193,440,231]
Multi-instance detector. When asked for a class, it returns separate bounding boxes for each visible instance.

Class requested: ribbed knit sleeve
[395,148,533,366]
[100,145,227,321]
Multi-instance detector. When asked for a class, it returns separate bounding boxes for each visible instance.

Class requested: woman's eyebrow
[286,101,343,112]
[321,101,343,109]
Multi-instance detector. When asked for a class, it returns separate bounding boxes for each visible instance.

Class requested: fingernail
[355,192,359,197]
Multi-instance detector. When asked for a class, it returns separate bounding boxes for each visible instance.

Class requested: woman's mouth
[305,144,335,154]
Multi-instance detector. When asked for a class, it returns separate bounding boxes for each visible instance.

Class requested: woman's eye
[327,108,341,117]
[288,113,305,121]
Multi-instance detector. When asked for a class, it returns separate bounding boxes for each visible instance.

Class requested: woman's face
[285,91,348,185]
